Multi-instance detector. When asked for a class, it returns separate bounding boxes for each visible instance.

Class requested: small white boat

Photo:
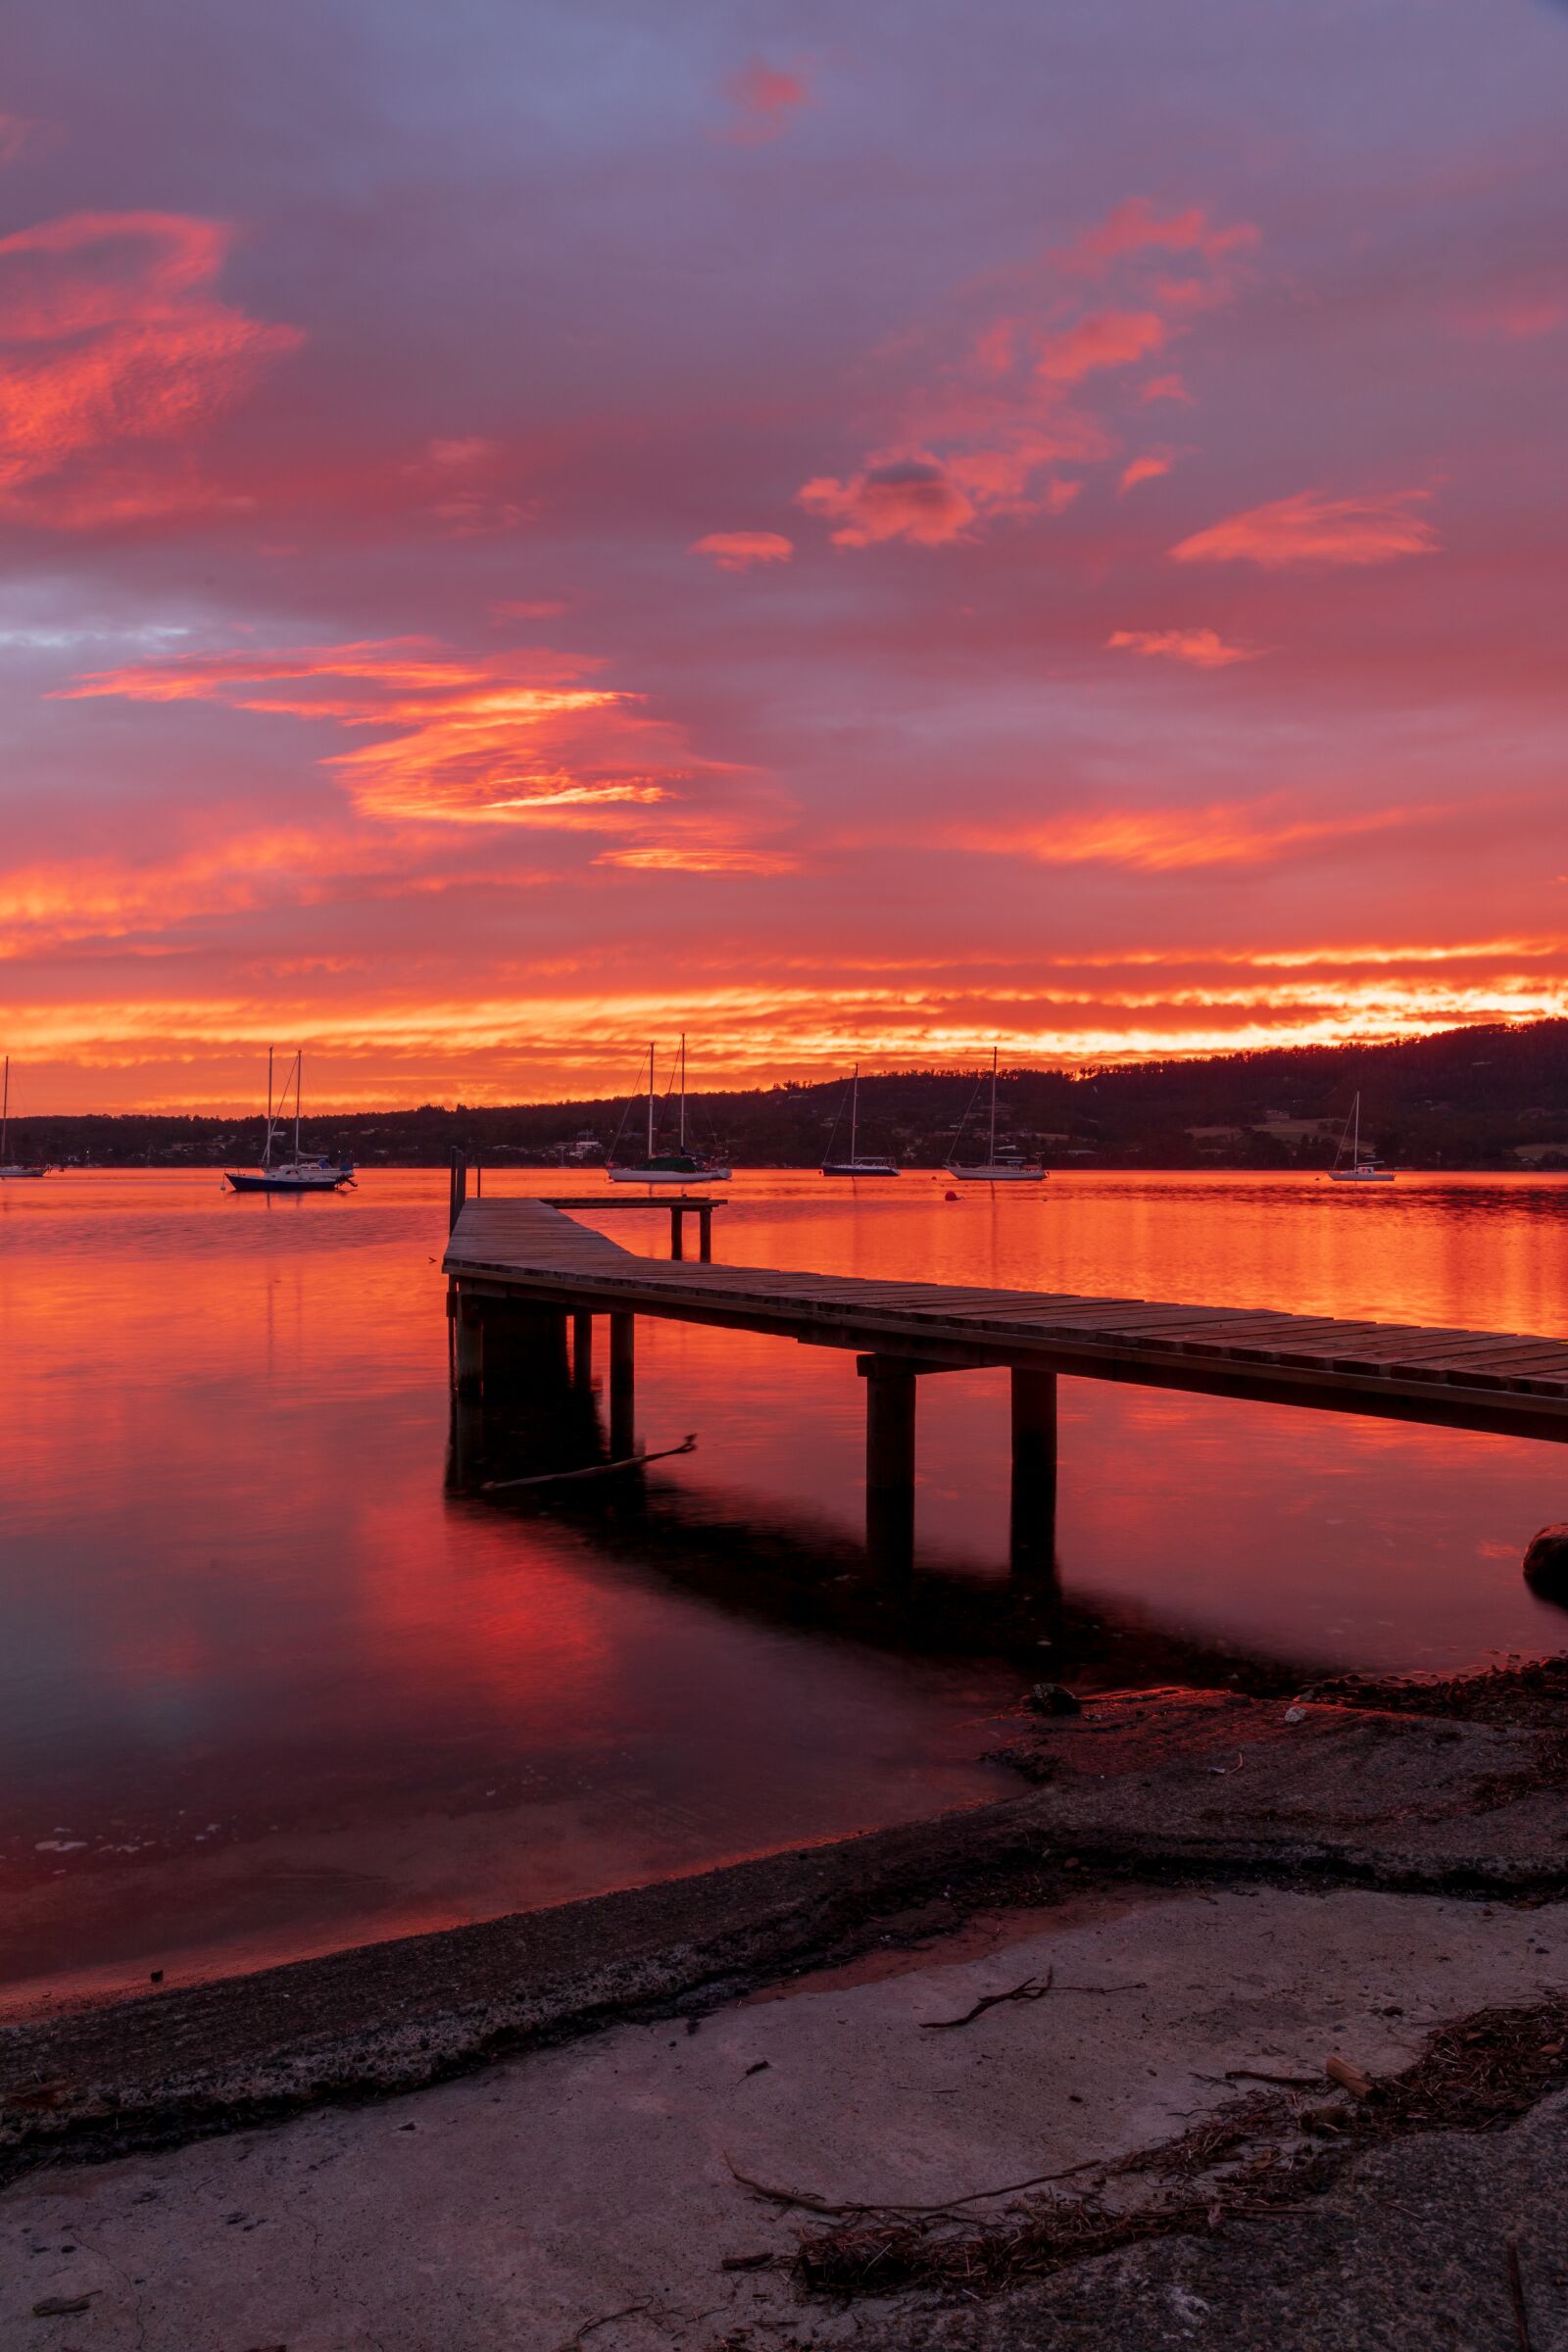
[1329,1093,1395,1183]
[608,1037,730,1183]
[226,1050,355,1195]
[821,1065,899,1175]
[946,1048,1047,1183]
[0,1056,49,1179]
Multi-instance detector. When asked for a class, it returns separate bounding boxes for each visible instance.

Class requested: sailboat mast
[1,1055,8,1163]
[1353,1093,1360,1168]
[647,1043,656,1161]
[679,1033,686,1151]
[989,1046,999,1164]
[850,1065,858,1163]
[294,1052,302,1161]
[265,1046,274,1171]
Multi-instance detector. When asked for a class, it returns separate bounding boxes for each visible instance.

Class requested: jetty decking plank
[443,1199,1568,1426]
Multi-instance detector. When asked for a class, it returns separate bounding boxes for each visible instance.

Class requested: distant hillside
[14,1019,1568,1171]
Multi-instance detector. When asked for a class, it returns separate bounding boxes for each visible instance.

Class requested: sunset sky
[3,0,1567,1112]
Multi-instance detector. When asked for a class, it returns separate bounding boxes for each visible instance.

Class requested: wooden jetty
[443,1185,1568,1574]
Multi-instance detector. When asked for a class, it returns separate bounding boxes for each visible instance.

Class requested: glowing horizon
[4,3,1567,1114]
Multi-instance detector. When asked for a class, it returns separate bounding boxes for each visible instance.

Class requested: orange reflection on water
[4,1166,1568,2017]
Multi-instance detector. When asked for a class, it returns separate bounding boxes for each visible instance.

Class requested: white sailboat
[608,1037,731,1183]
[946,1047,1047,1183]
[821,1065,899,1175]
[1329,1093,1395,1183]
[225,1049,355,1194]
[0,1056,49,1179]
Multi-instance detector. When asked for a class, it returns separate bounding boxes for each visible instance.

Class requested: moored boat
[225,1050,355,1195]
[1329,1093,1395,1183]
[820,1065,900,1175]
[0,1056,50,1179]
[946,1048,1047,1183]
[608,1037,731,1183]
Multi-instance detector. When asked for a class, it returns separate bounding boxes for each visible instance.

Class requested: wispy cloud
[1107,626,1257,668]
[1171,489,1441,568]
[0,210,300,526]
[952,798,1427,871]
[690,529,794,570]
[719,60,809,145]
[797,199,1254,547]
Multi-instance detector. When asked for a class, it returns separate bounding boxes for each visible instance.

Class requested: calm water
[4,1167,1568,2018]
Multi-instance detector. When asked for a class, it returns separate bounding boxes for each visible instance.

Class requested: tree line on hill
[14,1018,1568,1172]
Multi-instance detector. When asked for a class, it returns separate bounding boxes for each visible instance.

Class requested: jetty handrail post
[698,1206,712,1262]
[670,1205,685,1261]
[449,1150,467,1232]
[862,1354,917,1578]
[610,1312,636,1457]
[1009,1366,1058,1581]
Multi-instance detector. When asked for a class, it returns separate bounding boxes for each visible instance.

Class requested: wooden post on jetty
[670,1207,685,1261]
[572,1310,594,1392]
[481,1301,567,1387]
[610,1313,636,1457]
[698,1206,712,1263]
[454,1294,483,1396]
[448,1150,467,1233]
[1008,1367,1057,1578]
[862,1355,917,1577]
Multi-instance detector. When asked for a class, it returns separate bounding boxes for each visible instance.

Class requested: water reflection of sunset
[5,1170,1568,2012]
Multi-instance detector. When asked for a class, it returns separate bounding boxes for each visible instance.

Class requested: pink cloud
[690,529,794,570]
[1107,627,1258,668]
[797,198,1251,548]
[1060,197,1260,274]
[720,60,809,145]
[1034,309,1166,383]
[1118,452,1172,494]
[1139,373,1193,404]
[798,458,976,548]
[1171,489,1441,568]
[0,210,301,527]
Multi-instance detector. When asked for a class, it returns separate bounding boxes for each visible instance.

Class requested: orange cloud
[0,210,300,526]
[798,198,1252,547]
[1171,488,1441,568]
[66,642,668,827]
[1106,626,1256,667]
[953,799,1427,872]
[1118,452,1172,494]
[720,60,809,144]
[60,638,791,867]
[690,529,794,569]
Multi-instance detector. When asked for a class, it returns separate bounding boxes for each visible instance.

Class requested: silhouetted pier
[443,1191,1568,1575]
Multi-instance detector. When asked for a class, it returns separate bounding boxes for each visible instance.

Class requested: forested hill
[16,1018,1568,1171]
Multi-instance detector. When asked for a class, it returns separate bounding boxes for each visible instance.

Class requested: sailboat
[0,1057,49,1179]
[608,1037,731,1184]
[945,1048,1047,1183]
[225,1049,356,1194]
[821,1065,898,1175]
[1329,1093,1394,1184]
